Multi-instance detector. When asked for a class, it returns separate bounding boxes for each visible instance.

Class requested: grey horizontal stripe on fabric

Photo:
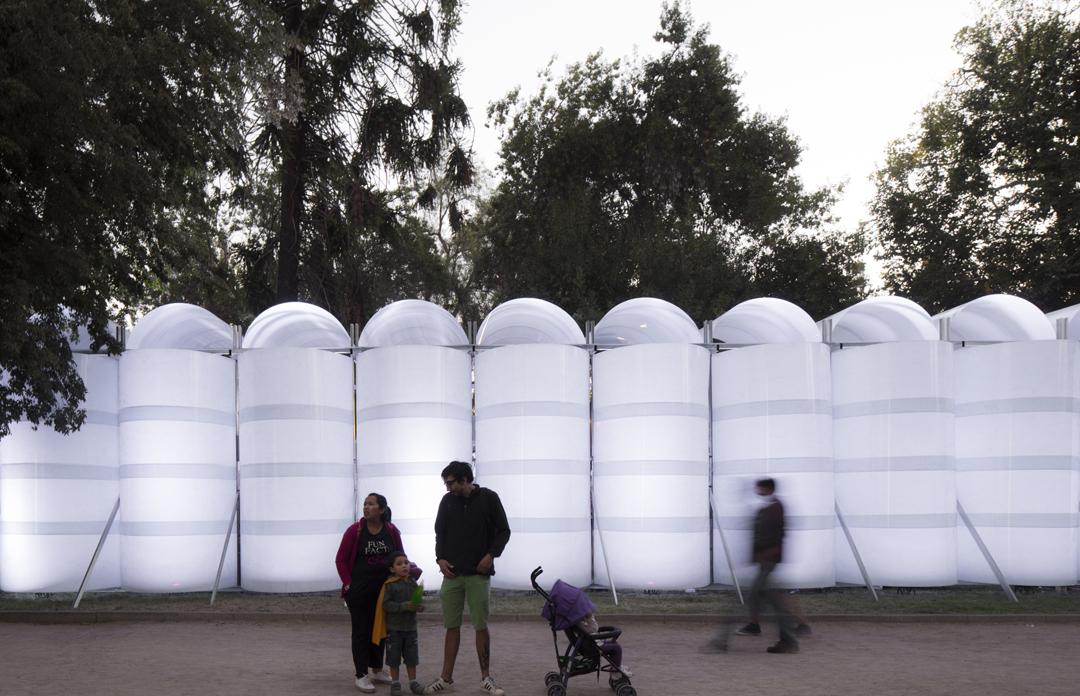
[712,399,832,421]
[836,513,958,529]
[241,462,353,479]
[120,405,235,427]
[718,515,835,531]
[508,517,592,533]
[121,464,235,480]
[240,519,353,536]
[119,521,233,536]
[240,404,353,425]
[595,517,709,533]
[475,460,589,476]
[955,397,1080,417]
[593,460,709,476]
[833,398,954,420]
[717,457,832,475]
[592,402,709,421]
[0,463,118,481]
[475,401,589,421]
[962,513,1079,528]
[358,462,454,477]
[356,403,470,423]
[387,518,435,535]
[834,456,955,473]
[85,410,119,427]
[0,521,108,535]
[955,456,1079,472]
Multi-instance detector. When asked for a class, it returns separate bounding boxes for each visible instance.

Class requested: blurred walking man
[735,477,800,653]
[423,461,511,695]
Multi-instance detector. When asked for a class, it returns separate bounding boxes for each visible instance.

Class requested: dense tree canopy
[0,0,249,437]
[248,0,474,325]
[470,3,867,323]
[872,0,1080,314]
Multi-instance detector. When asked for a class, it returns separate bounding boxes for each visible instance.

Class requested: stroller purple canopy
[541,579,597,630]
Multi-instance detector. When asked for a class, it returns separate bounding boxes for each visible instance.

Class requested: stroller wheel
[545,671,561,686]
[547,684,567,696]
[615,685,637,696]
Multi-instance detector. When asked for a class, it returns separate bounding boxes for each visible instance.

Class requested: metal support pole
[709,496,744,605]
[591,476,618,606]
[956,501,1018,603]
[210,493,241,606]
[834,502,878,601]
[73,496,120,609]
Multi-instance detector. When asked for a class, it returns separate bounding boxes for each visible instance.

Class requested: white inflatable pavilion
[475,299,591,589]
[827,297,958,587]
[711,298,834,589]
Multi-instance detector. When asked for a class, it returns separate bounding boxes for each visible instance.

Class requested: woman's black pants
[346,586,385,678]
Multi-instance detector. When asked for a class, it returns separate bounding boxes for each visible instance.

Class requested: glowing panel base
[475,344,591,589]
[713,342,835,589]
[592,344,711,590]
[832,341,958,587]
[0,354,120,592]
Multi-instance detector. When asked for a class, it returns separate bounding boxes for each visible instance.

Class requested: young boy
[378,552,425,695]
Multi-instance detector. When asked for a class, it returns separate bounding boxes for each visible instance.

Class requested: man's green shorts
[440,574,490,630]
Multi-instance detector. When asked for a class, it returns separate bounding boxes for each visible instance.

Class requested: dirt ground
[1,618,1075,696]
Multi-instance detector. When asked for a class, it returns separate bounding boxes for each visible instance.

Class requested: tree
[0,0,249,437]
[250,0,473,325]
[872,0,1080,314]
[470,3,866,324]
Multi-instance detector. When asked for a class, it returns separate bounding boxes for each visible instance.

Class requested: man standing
[735,477,800,654]
[423,461,511,695]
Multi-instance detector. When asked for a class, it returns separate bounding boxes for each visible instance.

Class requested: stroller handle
[530,566,551,600]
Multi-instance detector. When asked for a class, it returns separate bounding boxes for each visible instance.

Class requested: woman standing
[336,493,403,692]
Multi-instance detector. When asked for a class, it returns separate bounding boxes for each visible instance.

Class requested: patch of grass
[2,586,1077,615]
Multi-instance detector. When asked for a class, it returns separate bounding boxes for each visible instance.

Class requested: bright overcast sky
[454,0,980,247]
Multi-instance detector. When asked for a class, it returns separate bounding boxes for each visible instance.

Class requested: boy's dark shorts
[386,629,419,667]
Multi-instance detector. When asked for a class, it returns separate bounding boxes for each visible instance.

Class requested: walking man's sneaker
[356,675,376,693]
[479,676,505,695]
[422,677,454,694]
[735,622,761,636]
[794,623,813,637]
[767,640,800,654]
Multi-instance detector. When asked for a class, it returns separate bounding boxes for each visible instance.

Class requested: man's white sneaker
[422,677,454,694]
[371,670,394,685]
[479,676,505,696]
[356,675,376,693]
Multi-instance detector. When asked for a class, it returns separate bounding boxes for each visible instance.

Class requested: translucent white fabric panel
[592,344,710,589]
[359,300,468,347]
[238,348,354,592]
[243,302,350,349]
[825,296,938,343]
[594,298,701,345]
[476,298,585,345]
[474,344,591,589]
[936,294,1055,342]
[955,341,1080,586]
[356,346,472,580]
[119,350,237,592]
[127,303,233,350]
[712,342,834,589]
[0,355,120,592]
[831,341,957,586]
[712,298,819,345]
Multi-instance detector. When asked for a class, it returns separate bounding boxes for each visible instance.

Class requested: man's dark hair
[441,460,474,483]
[756,477,776,493]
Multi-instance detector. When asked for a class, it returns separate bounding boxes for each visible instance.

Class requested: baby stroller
[531,567,637,696]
